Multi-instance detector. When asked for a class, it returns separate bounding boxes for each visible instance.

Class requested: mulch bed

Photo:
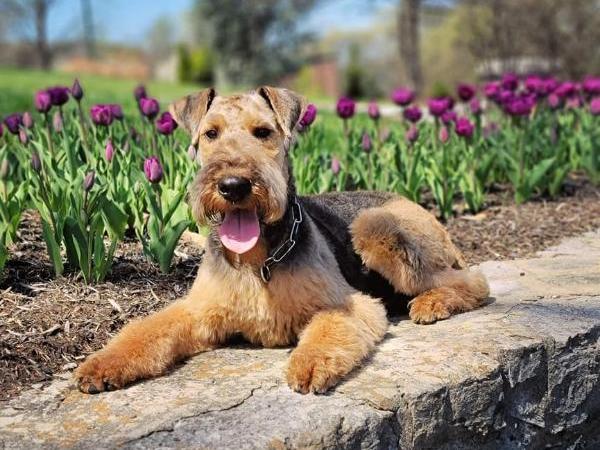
[1,177,599,402]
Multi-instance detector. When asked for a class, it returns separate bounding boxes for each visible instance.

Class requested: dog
[75,87,489,395]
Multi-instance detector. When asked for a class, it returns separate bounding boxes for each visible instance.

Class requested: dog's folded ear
[258,86,306,136]
[169,88,216,139]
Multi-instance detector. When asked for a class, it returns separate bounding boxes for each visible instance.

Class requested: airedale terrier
[75,87,489,394]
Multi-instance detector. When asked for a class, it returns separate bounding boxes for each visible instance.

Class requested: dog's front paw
[74,352,128,394]
[408,295,451,324]
[286,348,342,394]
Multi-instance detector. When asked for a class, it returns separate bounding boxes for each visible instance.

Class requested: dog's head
[170,87,306,254]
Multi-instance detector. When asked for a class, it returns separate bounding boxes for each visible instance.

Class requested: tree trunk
[398,0,423,93]
[34,0,51,70]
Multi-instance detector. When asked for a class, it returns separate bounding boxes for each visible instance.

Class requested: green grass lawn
[0,67,203,117]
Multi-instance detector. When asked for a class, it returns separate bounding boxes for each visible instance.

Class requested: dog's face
[170,87,305,254]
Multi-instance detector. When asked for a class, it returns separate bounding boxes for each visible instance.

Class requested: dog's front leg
[75,297,228,394]
[286,293,388,394]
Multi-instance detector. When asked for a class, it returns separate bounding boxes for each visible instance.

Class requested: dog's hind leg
[350,198,489,324]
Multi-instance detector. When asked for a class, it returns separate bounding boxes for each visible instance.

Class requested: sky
[46,0,398,45]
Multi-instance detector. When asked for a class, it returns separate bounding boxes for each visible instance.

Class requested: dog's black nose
[218,176,252,202]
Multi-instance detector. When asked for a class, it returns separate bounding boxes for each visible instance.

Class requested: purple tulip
[109,104,124,120]
[391,88,414,106]
[47,86,70,106]
[31,152,42,172]
[83,171,95,192]
[439,126,449,144]
[331,157,340,175]
[504,94,535,117]
[4,114,22,134]
[427,98,449,117]
[457,83,476,102]
[90,105,114,126]
[441,110,457,125]
[367,102,380,121]
[300,104,318,127]
[19,128,28,145]
[156,111,178,135]
[144,156,163,183]
[105,140,114,162]
[140,97,160,120]
[501,73,519,91]
[336,97,355,119]
[555,82,578,99]
[34,91,52,113]
[455,117,474,138]
[134,85,147,102]
[469,98,482,115]
[547,93,561,109]
[71,79,83,101]
[22,112,34,129]
[498,90,515,106]
[405,124,419,144]
[52,111,63,132]
[361,132,372,153]
[566,96,582,109]
[525,76,543,94]
[484,81,500,100]
[188,144,197,161]
[403,106,422,123]
[582,77,600,96]
[590,97,600,115]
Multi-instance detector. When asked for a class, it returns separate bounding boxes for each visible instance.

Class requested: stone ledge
[1,231,599,449]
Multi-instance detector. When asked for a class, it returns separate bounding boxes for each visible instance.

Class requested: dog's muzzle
[218,176,252,203]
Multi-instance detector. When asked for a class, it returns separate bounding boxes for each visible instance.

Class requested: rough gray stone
[1,231,599,449]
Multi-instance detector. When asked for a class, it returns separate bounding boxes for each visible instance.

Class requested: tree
[398,0,423,92]
[191,0,319,86]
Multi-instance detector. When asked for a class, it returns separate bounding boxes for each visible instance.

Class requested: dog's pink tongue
[218,209,260,254]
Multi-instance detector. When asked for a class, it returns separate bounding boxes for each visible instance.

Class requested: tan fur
[75,88,488,396]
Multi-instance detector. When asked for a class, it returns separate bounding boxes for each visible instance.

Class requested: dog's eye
[253,127,272,139]
[204,129,218,140]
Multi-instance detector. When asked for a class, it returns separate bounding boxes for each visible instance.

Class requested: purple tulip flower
[83,171,95,192]
[367,102,380,121]
[144,156,163,183]
[19,128,28,145]
[469,98,482,115]
[134,85,147,102]
[336,97,355,119]
[4,114,22,134]
[484,81,500,100]
[361,132,372,153]
[504,94,535,117]
[22,112,34,129]
[105,140,114,162]
[71,79,83,101]
[441,110,457,125]
[547,93,561,109]
[590,97,600,116]
[582,78,600,96]
[90,105,114,126]
[391,88,414,106]
[457,83,476,102]
[300,103,318,127]
[555,82,578,99]
[331,157,341,175]
[501,73,519,91]
[427,98,450,117]
[403,106,422,123]
[140,97,160,120]
[405,124,419,144]
[109,104,124,120]
[34,91,52,113]
[52,111,63,132]
[156,111,178,135]
[47,86,70,106]
[455,117,474,138]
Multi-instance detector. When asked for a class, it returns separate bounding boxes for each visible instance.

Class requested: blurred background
[0,0,599,114]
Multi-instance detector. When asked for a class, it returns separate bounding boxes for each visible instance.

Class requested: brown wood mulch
[1,177,599,402]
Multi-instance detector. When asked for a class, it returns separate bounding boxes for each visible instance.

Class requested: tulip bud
[336,97,355,119]
[144,156,163,183]
[22,112,34,129]
[361,132,372,153]
[367,101,380,121]
[105,140,114,162]
[439,126,449,144]
[71,79,84,101]
[0,159,9,180]
[187,144,197,161]
[331,157,341,175]
[455,117,474,139]
[83,171,95,192]
[31,152,42,172]
[140,97,160,120]
[591,97,600,116]
[469,98,482,115]
[34,91,52,113]
[19,128,28,145]
[299,104,317,128]
[52,111,63,132]
[405,124,419,144]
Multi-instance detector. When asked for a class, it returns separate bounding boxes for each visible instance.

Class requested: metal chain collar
[260,198,303,283]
